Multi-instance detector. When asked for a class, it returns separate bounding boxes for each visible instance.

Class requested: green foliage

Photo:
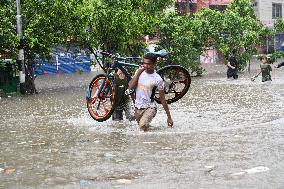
[157,0,266,73]
[274,18,284,33]
[256,52,284,64]
[205,0,270,71]
[193,9,224,49]
[0,0,173,60]
[0,0,18,57]
[219,0,264,70]
[70,0,173,56]
[0,0,270,76]
[227,0,256,18]
[157,12,204,75]
[22,0,83,59]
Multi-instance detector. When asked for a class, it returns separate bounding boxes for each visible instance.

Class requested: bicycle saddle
[152,49,168,58]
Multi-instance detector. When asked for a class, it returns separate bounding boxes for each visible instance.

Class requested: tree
[68,0,174,55]
[1,0,174,58]
[219,0,267,70]
[0,0,173,93]
[0,0,18,57]
[275,18,284,33]
[157,0,267,74]
[157,12,204,75]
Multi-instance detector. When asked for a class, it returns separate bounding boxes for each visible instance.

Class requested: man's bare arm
[128,66,144,90]
[159,90,173,127]
[227,61,235,69]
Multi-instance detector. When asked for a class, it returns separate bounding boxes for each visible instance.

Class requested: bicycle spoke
[173,91,182,98]
[90,96,98,104]
[155,65,191,104]
[177,79,187,84]
[96,99,102,110]
[102,102,110,114]
[87,74,116,121]
[170,69,180,80]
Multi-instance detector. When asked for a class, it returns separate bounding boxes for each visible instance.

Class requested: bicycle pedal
[125,89,134,95]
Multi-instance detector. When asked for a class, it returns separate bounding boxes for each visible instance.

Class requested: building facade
[176,0,283,20]
[175,0,231,15]
[252,0,284,52]
[253,0,283,27]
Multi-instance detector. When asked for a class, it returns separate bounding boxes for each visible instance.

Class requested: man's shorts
[134,107,157,130]
[262,75,272,82]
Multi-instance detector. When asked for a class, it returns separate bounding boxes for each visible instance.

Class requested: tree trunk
[21,60,38,95]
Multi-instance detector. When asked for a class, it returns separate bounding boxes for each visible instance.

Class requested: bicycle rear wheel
[87,74,115,122]
[154,65,191,104]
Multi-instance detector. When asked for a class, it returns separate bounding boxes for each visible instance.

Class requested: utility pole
[16,0,25,94]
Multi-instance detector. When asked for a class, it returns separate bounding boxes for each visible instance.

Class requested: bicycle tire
[87,74,116,122]
[154,65,191,104]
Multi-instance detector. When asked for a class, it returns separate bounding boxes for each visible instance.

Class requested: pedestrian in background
[227,49,238,79]
[260,56,272,82]
[252,56,273,82]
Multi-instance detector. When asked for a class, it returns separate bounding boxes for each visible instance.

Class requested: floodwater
[1,59,284,189]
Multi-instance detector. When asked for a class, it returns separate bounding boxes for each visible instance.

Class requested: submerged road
[1,59,284,188]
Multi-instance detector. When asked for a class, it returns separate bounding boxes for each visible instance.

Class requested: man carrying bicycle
[128,53,173,131]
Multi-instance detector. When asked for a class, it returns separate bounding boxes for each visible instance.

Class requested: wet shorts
[134,107,157,130]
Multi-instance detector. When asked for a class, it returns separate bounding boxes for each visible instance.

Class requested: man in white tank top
[128,53,173,131]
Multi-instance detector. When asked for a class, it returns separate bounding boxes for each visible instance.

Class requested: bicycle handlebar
[99,51,140,59]
[94,51,142,72]
[100,52,112,57]
[116,56,141,61]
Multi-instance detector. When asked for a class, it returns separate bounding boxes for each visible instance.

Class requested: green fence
[0,60,19,94]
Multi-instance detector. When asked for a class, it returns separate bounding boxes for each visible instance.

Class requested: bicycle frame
[92,51,140,73]
[87,52,140,102]
[111,61,139,82]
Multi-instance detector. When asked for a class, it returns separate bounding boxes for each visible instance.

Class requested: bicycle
[86,50,191,122]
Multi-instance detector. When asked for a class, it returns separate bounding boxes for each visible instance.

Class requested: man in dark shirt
[112,69,135,121]
[227,49,238,79]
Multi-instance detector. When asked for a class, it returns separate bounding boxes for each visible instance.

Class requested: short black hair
[261,56,268,60]
[261,56,270,62]
[144,52,157,64]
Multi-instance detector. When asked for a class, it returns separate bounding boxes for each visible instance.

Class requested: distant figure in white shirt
[128,53,173,131]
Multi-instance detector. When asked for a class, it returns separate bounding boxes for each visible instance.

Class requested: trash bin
[0,60,19,94]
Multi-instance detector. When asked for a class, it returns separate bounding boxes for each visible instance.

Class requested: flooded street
[1,59,284,189]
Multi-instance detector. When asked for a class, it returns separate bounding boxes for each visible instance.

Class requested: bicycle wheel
[87,74,116,122]
[154,65,191,104]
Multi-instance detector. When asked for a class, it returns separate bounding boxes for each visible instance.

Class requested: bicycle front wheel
[87,74,116,122]
[155,65,191,104]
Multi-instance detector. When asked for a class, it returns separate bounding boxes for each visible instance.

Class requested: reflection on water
[1,63,284,189]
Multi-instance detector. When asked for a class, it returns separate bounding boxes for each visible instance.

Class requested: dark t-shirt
[228,56,238,69]
[227,56,238,78]
[260,63,272,81]
[114,74,128,109]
